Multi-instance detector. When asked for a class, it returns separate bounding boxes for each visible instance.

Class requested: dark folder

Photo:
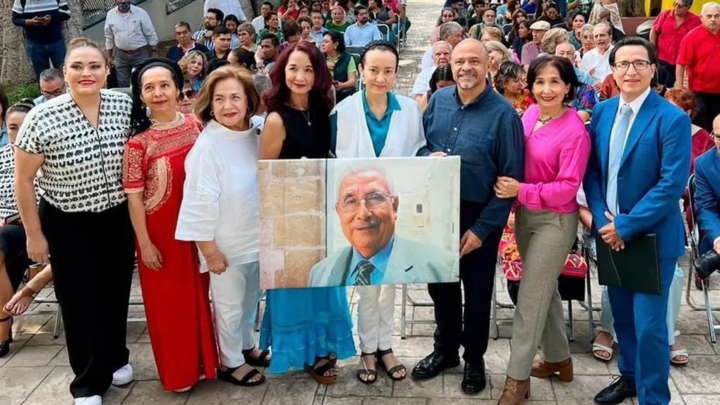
[596,234,661,295]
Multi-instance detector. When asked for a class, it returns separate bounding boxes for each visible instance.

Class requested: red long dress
[123,114,218,390]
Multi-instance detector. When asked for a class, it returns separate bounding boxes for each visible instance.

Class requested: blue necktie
[606,104,633,216]
[353,260,375,286]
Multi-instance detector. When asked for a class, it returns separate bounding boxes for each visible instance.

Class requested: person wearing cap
[521,20,550,68]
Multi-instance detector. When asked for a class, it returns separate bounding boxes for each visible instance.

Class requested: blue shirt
[344,22,382,47]
[329,91,402,157]
[309,27,327,45]
[34,95,46,105]
[345,236,394,285]
[419,84,525,240]
[574,67,595,87]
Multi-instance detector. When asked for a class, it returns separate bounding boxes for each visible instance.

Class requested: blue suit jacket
[583,91,691,259]
[693,148,720,253]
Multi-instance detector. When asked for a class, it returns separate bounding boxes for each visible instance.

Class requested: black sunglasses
[712,132,720,139]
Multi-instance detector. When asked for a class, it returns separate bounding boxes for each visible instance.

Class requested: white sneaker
[75,396,102,405]
[112,364,134,386]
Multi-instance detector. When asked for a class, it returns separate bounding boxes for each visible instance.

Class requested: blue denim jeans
[25,37,66,80]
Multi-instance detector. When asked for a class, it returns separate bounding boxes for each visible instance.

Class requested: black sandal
[305,357,337,385]
[242,347,271,367]
[356,351,378,384]
[376,348,406,381]
[0,317,13,358]
[218,366,266,387]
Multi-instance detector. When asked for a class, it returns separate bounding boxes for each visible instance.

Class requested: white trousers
[209,261,262,368]
[357,284,396,354]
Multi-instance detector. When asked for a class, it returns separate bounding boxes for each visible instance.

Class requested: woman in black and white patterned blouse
[14,38,136,405]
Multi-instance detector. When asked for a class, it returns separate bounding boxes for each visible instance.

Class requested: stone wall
[259,159,327,289]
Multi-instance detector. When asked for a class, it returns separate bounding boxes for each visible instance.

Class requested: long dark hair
[264,41,334,115]
[130,58,184,135]
[0,88,8,124]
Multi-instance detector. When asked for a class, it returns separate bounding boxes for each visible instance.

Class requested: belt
[118,46,148,54]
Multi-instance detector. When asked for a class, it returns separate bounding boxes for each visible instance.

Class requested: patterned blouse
[0,144,40,220]
[15,90,132,213]
[511,90,534,115]
[122,114,203,214]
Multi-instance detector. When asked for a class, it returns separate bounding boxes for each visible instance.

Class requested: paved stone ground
[4,1,720,404]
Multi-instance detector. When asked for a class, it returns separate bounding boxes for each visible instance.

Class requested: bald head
[451,39,489,91]
[452,38,488,59]
[714,114,720,134]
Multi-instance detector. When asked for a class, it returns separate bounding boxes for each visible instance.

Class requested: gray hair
[439,22,463,41]
[580,23,594,36]
[39,68,63,82]
[336,165,395,200]
[238,22,256,37]
[593,22,612,36]
[702,2,720,13]
[432,40,452,53]
[541,28,569,53]
[484,40,512,63]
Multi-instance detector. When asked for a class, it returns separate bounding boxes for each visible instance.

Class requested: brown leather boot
[498,376,530,405]
[530,358,573,382]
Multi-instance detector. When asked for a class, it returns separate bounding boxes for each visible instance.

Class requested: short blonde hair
[541,28,569,54]
[484,40,513,64]
[179,50,208,80]
[194,66,261,124]
[481,26,503,42]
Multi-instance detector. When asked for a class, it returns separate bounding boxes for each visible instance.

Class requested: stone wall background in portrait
[259,159,327,289]
[326,156,461,260]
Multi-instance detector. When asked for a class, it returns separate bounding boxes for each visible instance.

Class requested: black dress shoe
[411,351,460,380]
[594,376,637,405]
[461,361,486,394]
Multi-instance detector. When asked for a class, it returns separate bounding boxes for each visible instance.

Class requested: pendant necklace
[301,109,312,126]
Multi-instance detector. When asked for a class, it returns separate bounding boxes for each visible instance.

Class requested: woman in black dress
[258,41,355,384]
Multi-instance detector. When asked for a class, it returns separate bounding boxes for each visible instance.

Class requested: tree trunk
[0,0,35,86]
[0,0,81,86]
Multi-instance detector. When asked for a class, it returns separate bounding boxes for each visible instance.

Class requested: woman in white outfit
[176,66,269,387]
[329,41,425,384]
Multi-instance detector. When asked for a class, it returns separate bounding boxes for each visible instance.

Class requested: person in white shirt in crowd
[34,68,66,105]
[344,5,383,47]
[581,22,613,82]
[104,0,159,87]
[204,0,246,24]
[412,41,452,101]
[176,66,267,388]
[421,21,463,70]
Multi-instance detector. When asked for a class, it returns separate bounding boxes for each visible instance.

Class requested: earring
[210,111,214,117]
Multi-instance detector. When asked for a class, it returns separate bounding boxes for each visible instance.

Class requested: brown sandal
[305,357,337,385]
[356,351,378,384]
[376,348,406,381]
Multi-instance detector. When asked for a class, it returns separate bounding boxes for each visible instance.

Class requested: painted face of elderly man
[336,168,399,259]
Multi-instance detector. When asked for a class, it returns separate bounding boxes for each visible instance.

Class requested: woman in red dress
[123,58,218,392]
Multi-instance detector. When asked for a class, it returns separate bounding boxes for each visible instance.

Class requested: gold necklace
[150,112,184,129]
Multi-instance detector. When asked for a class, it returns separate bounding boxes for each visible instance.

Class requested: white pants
[209,261,262,368]
[357,284,395,354]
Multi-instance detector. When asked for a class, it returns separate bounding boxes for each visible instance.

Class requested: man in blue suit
[584,37,691,405]
[694,114,720,256]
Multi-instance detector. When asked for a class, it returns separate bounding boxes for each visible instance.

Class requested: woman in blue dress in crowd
[258,40,355,384]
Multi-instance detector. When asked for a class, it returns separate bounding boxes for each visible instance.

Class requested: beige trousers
[506,208,578,380]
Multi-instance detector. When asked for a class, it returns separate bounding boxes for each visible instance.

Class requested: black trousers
[694,92,720,133]
[428,200,503,364]
[40,199,135,398]
[657,60,676,89]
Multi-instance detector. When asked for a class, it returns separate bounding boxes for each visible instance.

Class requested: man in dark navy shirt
[12,0,71,80]
[411,39,525,395]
